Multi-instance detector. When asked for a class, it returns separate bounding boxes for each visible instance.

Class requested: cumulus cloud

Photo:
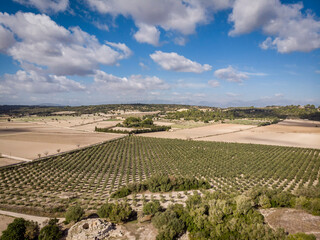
[86,0,233,45]
[13,0,69,13]
[226,92,240,97]
[0,70,85,94]
[150,51,212,73]
[214,66,248,83]
[93,70,169,93]
[229,0,320,53]
[0,12,132,76]
[208,80,220,88]
[134,23,160,46]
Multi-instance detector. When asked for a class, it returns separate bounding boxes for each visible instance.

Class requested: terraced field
[0,136,319,212]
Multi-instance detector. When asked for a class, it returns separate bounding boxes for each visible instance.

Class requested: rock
[66,219,115,240]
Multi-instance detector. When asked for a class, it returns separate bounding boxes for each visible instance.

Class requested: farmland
[0,136,319,214]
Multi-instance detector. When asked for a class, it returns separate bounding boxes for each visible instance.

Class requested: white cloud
[0,25,15,53]
[214,66,248,83]
[226,92,240,97]
[150,51,212,73]
[315,70,320,74]
[229,0,320,53]
[134,23,160,46]
[274,93,284,97]
[86,0,233,45]
[0,70,85,94]
[0,12,132,76]
[13,0,69,13]
[93,70,169,93]
[208,80,220,88]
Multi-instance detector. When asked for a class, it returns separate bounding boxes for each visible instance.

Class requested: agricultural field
[141,119,320,149]
[0,136,319,214]
[0,121,124,160]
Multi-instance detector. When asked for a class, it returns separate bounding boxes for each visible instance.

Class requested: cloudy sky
[0,0,319,107]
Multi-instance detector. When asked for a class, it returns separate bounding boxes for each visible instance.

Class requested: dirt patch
[260,208,320,239]
[0,215,14,237]
[0,157,24,167]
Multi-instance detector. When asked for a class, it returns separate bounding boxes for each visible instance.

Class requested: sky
[0,0,319,107]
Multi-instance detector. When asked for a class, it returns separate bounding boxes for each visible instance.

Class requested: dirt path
[0,210,65,228]
[1,154,32,162]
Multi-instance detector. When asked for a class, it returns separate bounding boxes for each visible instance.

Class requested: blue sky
[0,0,319,107]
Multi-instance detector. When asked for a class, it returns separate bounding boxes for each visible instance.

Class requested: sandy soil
[0,210,64,228]
[0,215,14,236]
[0,157,23,167]
[0,121,124,159]
[141,119,320,149]
[197,120,320,149]
[260,208,320,239]
[140,124,256,140]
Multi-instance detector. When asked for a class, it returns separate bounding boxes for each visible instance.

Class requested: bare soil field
[140,123,256,139]
[0,157,23,167]
[197,120,320,149]
[0,121,124,160]
[71,120,121,132]
[141,119,320,149]
[260,208,320,239]
[0,215,14,237]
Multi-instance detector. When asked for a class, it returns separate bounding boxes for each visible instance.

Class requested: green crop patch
[0,136,319,212]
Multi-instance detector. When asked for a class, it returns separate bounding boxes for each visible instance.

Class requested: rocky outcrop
[66,219,114,240]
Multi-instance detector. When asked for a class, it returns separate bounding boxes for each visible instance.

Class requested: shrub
[98,202,134,223]
[0,218,39,240]
[38,219,62,240]
[287,232,316,240]
[143,200,162,216]
[65,205,84,223]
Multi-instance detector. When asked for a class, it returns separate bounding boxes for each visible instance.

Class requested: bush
[0,218,39,240]
[287,232,316,240]
[38,219,62,240]
[152,210,185,240]
[143,200,162,216]
[65,205,84,223]
[98,202,134,223]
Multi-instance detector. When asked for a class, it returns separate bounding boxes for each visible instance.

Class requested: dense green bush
[65,205,84,223]
[143,200,162,216]
[38,219,62,240]
[287,232,316,240]
[111,175,210,199]
[97,202,134,223]
[152,210,185,240]
[0,218,39,240]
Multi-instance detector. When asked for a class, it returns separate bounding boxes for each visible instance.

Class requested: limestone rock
[67,218,114,240]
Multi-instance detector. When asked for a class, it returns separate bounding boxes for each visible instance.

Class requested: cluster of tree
[111,175,211,198]
[165,105,320,122]
[149,189,318,240]
[95,125,171,134]
[0,218,61,240]
[97,202,135,223]
[247,187,320,216]
[0,104,193,116]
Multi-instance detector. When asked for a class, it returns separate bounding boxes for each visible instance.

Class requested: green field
[0,136,319,212]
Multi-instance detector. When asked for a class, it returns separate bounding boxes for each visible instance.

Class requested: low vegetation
[97,202,135,223]
[95,116,171,134]
[111,175,210,198]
